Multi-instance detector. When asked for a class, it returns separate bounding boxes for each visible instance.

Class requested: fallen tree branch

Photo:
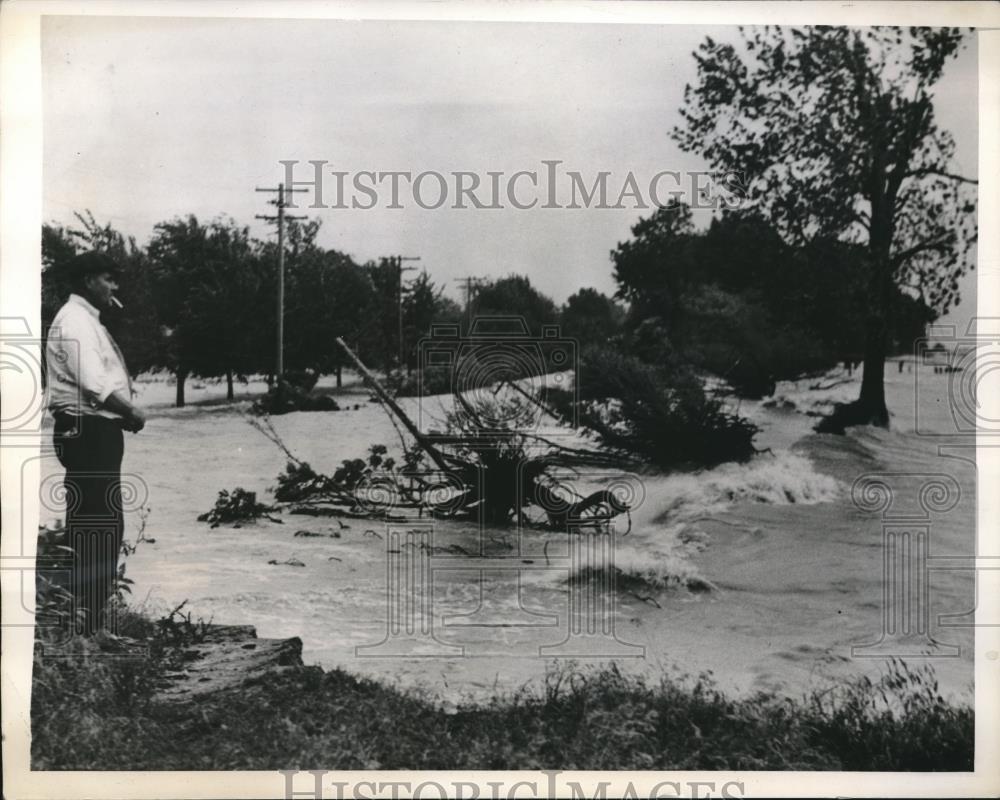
[336,337,454,473]
[247,416,303,467]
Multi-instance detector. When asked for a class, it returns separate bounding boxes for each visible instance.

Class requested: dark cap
[62,251,122,281]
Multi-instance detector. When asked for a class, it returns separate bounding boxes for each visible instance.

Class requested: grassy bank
[32,616,972,771]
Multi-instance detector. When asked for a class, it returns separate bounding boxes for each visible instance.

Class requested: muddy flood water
[36,364,977,706]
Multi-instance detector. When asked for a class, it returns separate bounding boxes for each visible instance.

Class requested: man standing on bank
[46,251,145,639]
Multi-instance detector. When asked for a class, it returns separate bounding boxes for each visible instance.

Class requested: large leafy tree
[281,218,333,373]
[469,274,559,335]
[282,219,376,383]
[560,288,625,350]
[673,26,977,428]
[362,257,407,371]
[359,259,463,373]
[326,259,380,385]
[148,215,268,405]
[612,203,697,325]
[182,219,267,400]
[401,270,446,372]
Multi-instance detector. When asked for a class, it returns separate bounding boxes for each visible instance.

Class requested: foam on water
[577,450,843,592]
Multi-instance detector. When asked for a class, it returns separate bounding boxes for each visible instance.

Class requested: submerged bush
[280,368,319,393]
[252,380,340,415]
[553,347,759,468]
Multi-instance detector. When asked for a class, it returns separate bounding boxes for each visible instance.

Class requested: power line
[255,182,307,378]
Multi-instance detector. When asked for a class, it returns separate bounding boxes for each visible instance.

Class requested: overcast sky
[42,15,979,323]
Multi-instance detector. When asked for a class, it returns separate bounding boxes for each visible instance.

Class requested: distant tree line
[41,212,628,407]
[42,197,941,414]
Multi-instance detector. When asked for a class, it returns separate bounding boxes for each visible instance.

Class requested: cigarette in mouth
[110,296,124,309]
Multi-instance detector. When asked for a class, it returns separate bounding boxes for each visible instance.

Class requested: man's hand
[103,390,145,432]
[125,407,146,433]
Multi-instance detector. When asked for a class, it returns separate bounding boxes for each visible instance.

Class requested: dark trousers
[53,414,124,635]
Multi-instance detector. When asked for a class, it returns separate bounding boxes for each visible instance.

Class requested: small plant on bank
[155,600,214,646]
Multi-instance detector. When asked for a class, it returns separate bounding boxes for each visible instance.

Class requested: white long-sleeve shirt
[46,294,131,419]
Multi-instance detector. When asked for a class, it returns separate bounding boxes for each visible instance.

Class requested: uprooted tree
[673,26,977,430]
[229,339,637,533]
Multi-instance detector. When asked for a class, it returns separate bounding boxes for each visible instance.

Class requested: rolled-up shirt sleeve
[49,311,112,405]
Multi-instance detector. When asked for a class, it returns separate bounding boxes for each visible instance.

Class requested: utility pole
[256,182,307,379]
[454,276,484,329]
[394,255,420,368]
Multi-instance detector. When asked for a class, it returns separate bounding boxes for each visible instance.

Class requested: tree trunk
[175,368,188,408]
[816,236,892,434]
[853,239,894,428]
[226,369,234,401]
[336,364,342,389]
[856,322,889,426]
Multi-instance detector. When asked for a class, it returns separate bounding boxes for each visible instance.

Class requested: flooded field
[37,364,976,704]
